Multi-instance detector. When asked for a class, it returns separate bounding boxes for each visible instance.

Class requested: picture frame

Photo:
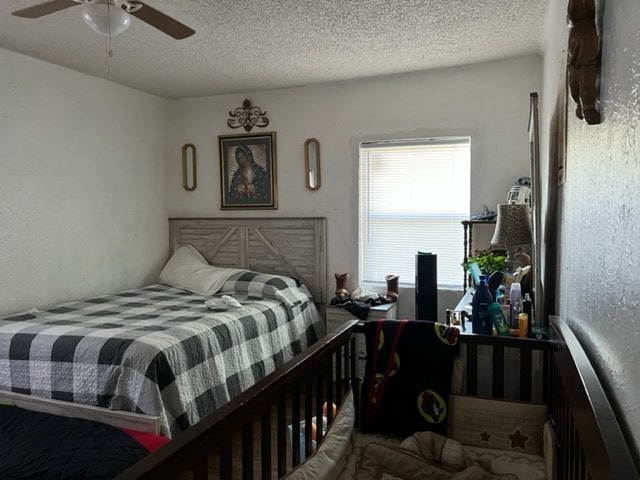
[218,132,278,209]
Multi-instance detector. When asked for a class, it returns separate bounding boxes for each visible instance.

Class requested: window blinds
[359,137,470,288]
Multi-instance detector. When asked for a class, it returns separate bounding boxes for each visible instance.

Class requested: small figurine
[567,0,601,124]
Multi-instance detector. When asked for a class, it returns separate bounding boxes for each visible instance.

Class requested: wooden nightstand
[325,302,399,377]
[325,302,398,332]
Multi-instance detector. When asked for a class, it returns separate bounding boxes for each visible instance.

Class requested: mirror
[182,144,197,191]
[528,93,544,325]
[304,138,321,191]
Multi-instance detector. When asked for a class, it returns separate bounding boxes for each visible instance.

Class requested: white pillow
[158,244,244,296]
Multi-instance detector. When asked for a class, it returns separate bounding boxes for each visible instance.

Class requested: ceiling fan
[12,0,195,39]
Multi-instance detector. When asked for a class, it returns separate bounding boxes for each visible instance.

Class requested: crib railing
[118,317,639,480]
[458,332,551,402]
[117,320,360,480]
[549,316,640,480]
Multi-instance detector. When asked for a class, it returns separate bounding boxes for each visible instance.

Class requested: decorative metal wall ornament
[227,99,270,132]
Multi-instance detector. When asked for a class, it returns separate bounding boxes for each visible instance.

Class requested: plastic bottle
[522,293,533,338]
[488,302,509,336]
[518,313,529,338]
[472,275,492,335]
[509,283,522,329]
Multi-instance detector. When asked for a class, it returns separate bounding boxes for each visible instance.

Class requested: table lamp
[490,204,533,272]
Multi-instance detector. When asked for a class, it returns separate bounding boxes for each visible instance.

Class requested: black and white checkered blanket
[0,272,324,437]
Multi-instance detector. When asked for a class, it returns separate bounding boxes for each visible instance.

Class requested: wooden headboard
[169,217,327,304]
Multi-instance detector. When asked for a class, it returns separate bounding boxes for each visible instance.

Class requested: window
[359,137,470,289]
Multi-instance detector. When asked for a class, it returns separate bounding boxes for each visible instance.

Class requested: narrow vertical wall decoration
[567,0,602,124]
[182,144,197,191]
[304,138,321,191]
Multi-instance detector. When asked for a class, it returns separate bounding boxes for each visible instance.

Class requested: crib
[117,316,639,480]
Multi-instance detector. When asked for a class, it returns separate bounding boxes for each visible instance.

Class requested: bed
[116,316,640,480]
[0,217,327,441]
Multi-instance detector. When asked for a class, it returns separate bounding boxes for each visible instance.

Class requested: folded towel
[205,295,243,311]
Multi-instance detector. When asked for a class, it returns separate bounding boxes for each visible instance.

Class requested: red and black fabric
[361,320,460,437]
[0,405,169,479]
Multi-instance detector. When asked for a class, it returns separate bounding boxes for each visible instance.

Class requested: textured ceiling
[1,1,548,99]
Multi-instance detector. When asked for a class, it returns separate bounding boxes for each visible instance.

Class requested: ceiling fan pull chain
[105,2,113,74]
[104,32,114,74]
[105,39,113,75]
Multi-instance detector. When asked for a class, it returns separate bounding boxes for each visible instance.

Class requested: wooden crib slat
[559,382,568,480]
[194,454,208,480]
[291,385,301,466]
[241,426,254,480]
[543,348,550,402]
[315,371,324,444]
[492,345,505,398]
[571,418,580,480]
[466,343,478,395]
[326,357,335,423]
[260,410,271,480]
[304,377,313,459]
[520,347,532,401]
[219,438,232,480]
[336,349,343,399]
[349,336,360,427]
[579,449,586,480]
[277,397,287,478]
[568,414,575,480]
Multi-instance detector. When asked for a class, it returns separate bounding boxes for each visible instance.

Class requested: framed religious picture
[218,132,278,209]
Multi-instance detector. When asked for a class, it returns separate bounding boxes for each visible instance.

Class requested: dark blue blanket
[361,320,460,437]
[0,405,155,479]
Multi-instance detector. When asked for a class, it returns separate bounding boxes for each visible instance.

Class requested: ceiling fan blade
[129,2,195,39]
[12,0,79,18]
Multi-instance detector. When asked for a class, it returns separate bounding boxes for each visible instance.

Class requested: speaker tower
[415,252,438,321]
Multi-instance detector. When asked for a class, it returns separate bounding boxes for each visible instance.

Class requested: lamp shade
[82,2,131,37]
[490,204,533,247]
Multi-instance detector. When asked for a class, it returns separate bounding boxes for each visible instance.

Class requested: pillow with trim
[447,395,547,456]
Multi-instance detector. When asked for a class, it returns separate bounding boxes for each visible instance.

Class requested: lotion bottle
[472,275,492,335]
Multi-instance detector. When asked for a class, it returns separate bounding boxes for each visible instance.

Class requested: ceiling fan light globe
[82,2,131,36]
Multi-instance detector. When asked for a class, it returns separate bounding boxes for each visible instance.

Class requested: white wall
[542,0,640,458]
[167,56,542,320]
[0,49,170,316]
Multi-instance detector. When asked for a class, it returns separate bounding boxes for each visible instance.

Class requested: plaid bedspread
[0,272,324,437]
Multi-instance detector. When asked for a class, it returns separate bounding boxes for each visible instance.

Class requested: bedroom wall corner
[541,0,640,460]
[0,48,171,316]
